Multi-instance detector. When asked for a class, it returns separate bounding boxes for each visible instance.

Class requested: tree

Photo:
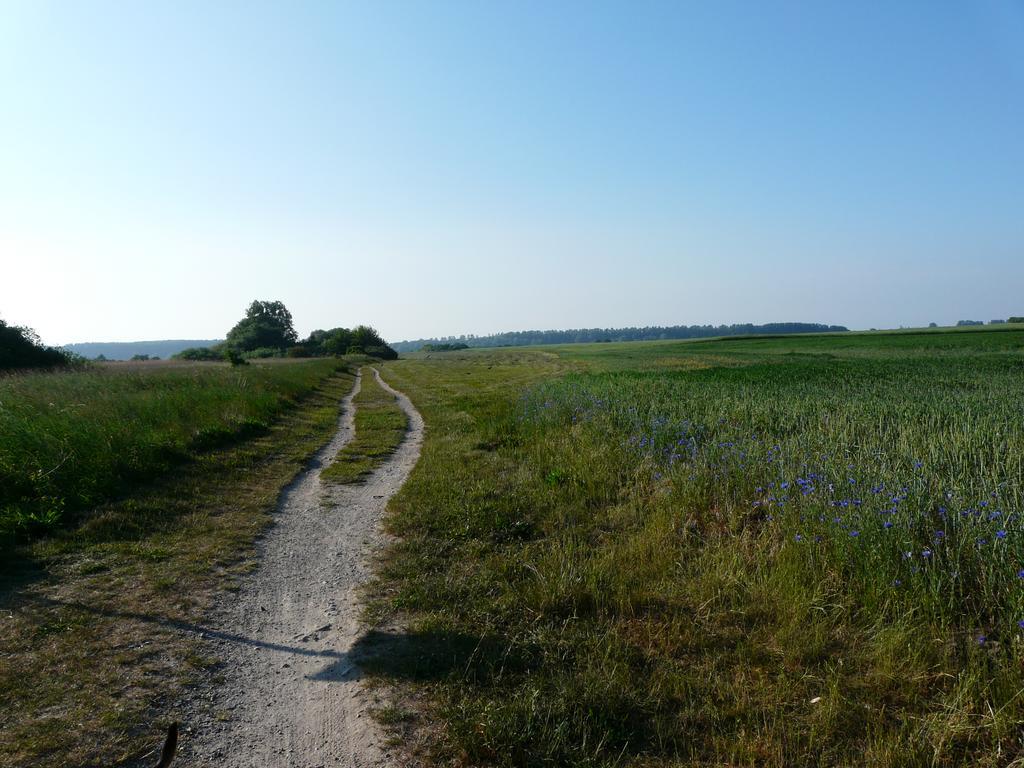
[1008,317,1024,324]
[0,319,71,371]
[225,300,298,352]
[323,328,354,356]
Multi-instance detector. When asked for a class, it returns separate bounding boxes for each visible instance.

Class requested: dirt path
[176,367,423,767]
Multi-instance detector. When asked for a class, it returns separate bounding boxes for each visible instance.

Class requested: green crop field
[369,326,1024,767]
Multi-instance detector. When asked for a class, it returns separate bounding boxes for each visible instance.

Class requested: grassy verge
[366,331,1024,767]
[0,359,344,543]
[322,367,408,484]
[0,367,355,767]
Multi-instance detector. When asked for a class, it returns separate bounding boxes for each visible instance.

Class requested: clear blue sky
[1,1,1022,344]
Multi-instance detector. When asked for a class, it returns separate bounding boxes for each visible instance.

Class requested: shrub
[365,344,399,360]
[0,319,72,371]
[242,347,283,359]
[173,346,222,361]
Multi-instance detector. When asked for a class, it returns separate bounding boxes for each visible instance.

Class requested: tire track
[176,367,423,767]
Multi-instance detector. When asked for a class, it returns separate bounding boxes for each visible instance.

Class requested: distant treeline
[63,339,222,361]
[392,322,850,353]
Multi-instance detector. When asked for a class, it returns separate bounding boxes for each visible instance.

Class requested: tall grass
[0,359,343,541]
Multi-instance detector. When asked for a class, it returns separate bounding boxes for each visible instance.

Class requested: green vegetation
[0,367,355,766]
[175,299,398,360]
[368,328,1024,766]
[0,318,74,371]
[322,368,407,484]
[224,299,299,351]
[174,345,223,361]
[302,325,399,359]
[0,359,343,543]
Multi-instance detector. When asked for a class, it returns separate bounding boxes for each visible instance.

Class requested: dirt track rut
[176,367,423,767]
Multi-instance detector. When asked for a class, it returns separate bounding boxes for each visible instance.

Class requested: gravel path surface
[176,367,423,767]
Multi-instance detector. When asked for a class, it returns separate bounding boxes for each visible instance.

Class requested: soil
[174,367,424,767]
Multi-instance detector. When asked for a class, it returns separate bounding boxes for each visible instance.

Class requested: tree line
[175,300,397,362]
[391,322,851,352]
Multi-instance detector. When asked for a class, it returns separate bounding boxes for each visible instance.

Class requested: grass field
[371,328,1024,766]
[322,367,408,484]
[0,359,345,545]
[4,330,1023,766]
[0,361,355,766]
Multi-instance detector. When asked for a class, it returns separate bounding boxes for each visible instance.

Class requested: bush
[1009,317,1024,324]
[301,325,394,358]
[365,344,399,360]
[223,349,249,366]
[242,347,283,359]
[0,320,72,371]
[174,346,222,361]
